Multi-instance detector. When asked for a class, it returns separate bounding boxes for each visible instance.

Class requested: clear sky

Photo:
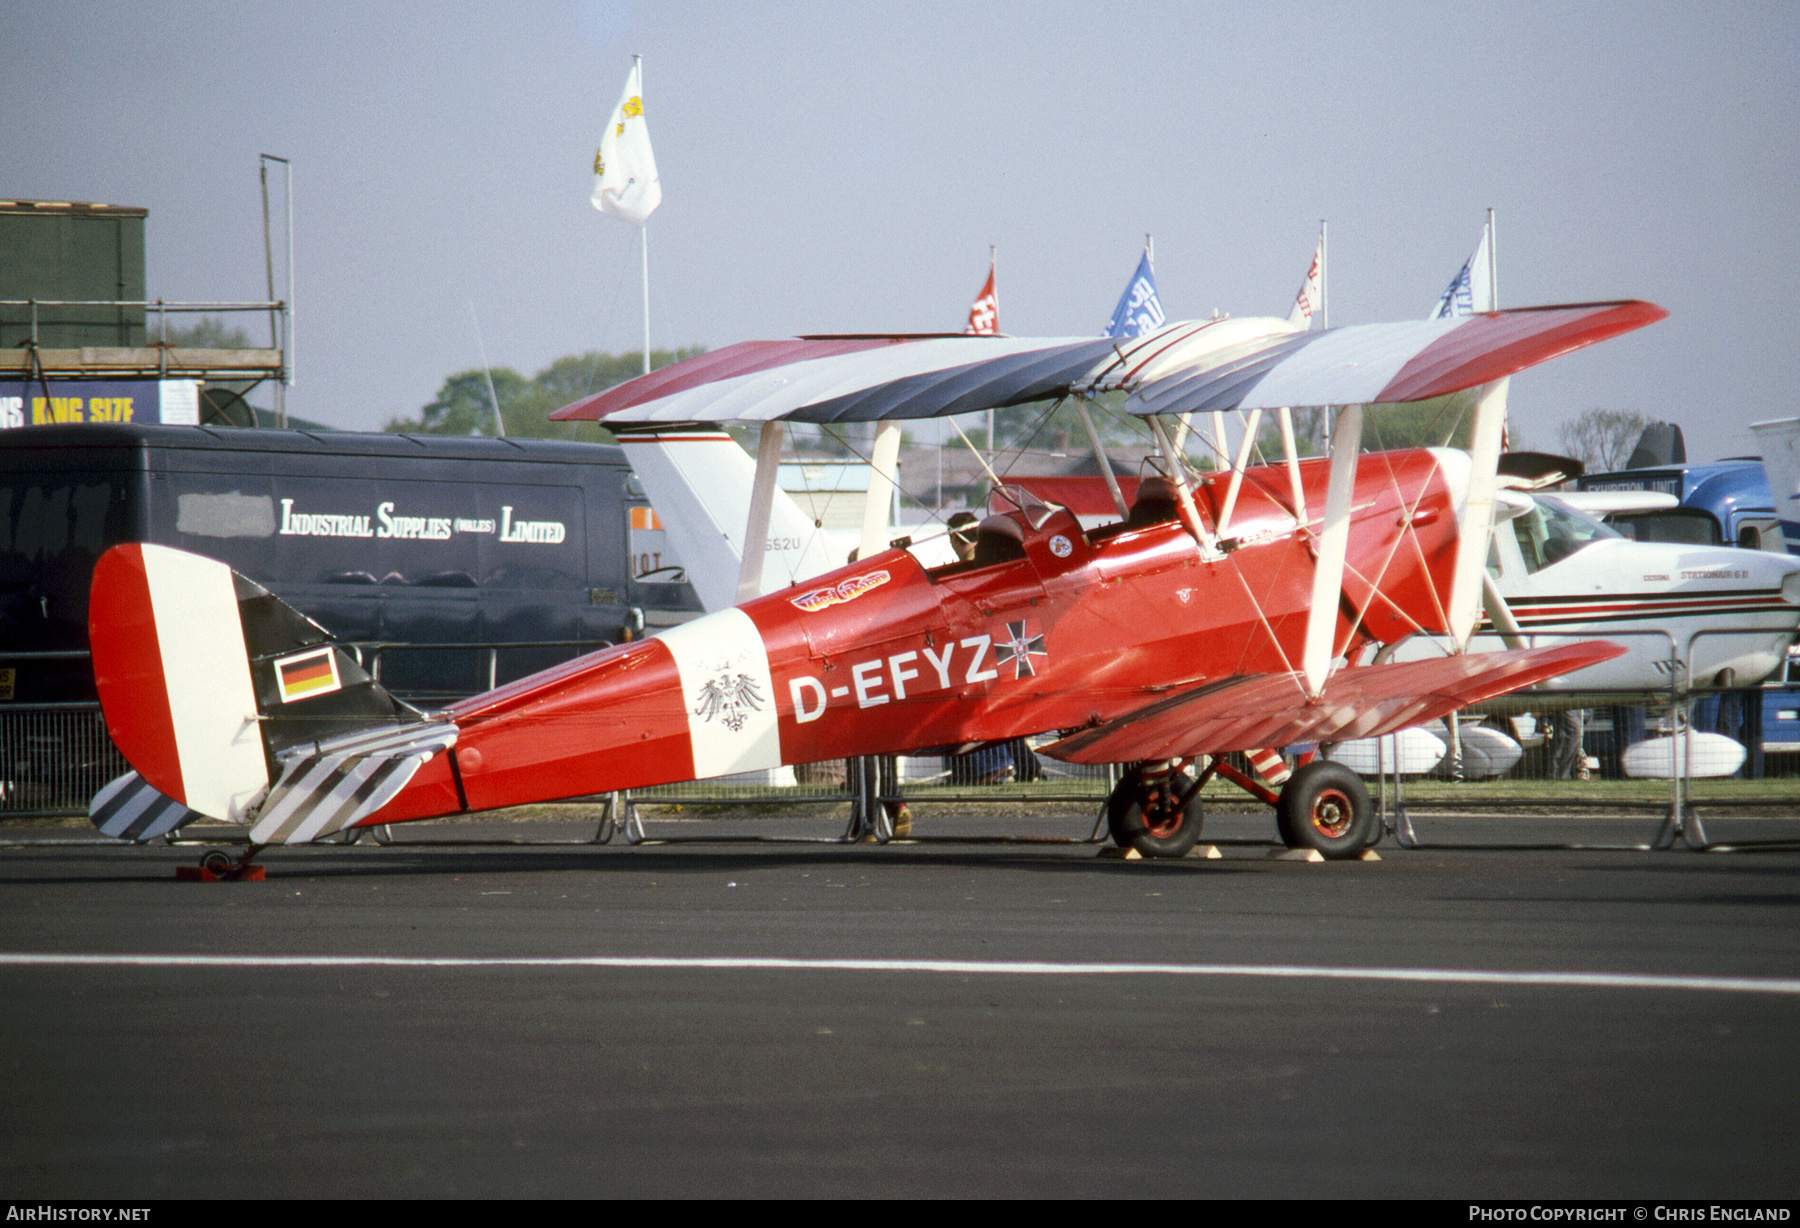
[8,0,1795,462]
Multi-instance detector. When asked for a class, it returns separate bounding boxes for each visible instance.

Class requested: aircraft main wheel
[199,849,234,877]
[1107,764,1203,858]
[1275,761,1374,858]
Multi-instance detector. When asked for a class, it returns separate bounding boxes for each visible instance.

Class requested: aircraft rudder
[89,543,265,819]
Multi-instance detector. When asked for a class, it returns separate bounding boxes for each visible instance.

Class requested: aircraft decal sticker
[792,570,890,613]
[693,671,766,732]
[655,609,782,777]
[993,620,1047,679]
[275,647,342,704]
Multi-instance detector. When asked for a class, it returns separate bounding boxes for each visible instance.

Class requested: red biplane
[86,301,1664,868]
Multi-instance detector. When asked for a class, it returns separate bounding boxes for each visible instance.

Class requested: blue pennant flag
[1106,252,1165,338]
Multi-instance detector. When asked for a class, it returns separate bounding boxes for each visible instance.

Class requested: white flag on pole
[591,61,662,226]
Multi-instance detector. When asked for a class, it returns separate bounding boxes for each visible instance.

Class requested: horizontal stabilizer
[249,722,457,845]
[88,771,206,842]
[1043,641,1627,765]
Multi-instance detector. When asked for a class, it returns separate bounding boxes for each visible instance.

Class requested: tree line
[383,349,704,441]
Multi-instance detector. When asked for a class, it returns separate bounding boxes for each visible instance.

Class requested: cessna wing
[553,302,1667,427]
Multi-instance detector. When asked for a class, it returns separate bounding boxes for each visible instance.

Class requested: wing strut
[1277,407,1309,525]
[859,420,902,562]
[1302,404,1364,695]
[736,421,787,602]
[1148,414,1219,554]
[1447,378,1509,651]
[1074,396,1130,521]
[1481,571,1528,649]
[1215,408,1264,539]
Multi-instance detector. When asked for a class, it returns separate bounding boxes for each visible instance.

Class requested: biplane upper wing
[1041,641,1627,765]
[552,301,1666,426]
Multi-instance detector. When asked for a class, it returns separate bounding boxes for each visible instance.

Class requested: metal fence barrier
[0,704,131,818]
[1382,627,1800,851]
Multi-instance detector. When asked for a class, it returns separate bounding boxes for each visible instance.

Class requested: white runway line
[2,953,1799,995]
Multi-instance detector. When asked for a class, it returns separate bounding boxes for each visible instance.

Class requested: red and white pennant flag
[964,262,998,335]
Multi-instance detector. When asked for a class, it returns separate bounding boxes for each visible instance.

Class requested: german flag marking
[276,647,342,704]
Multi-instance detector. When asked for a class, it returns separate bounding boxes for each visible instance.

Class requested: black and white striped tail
[89,772,207,842]
[247,722,458,845]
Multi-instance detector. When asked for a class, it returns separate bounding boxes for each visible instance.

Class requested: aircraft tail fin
[88,543,455,841]
[1626,421,1686,469]
[617,426,844,611]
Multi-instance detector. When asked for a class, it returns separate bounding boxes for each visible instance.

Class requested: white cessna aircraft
[1460,468,1800,704]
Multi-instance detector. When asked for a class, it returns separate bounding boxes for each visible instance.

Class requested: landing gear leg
[1106,760,1205,858]
[1275,761,1375,858]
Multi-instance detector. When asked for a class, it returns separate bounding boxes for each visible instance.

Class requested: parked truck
[0,423,702,807]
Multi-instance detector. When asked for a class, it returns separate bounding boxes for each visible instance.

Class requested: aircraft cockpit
[1508,494,1622,574]
[926,484,1091,579]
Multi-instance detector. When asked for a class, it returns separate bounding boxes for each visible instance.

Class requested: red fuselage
[372,449,1462,823]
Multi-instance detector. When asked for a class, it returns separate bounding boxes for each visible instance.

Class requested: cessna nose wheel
[1106,762,1205,858]
[1275,761,1375,858]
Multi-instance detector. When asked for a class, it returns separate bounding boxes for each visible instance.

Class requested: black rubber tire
[1107,765,1204,858]
[1275,761,1375,858]
[199,849,234,877]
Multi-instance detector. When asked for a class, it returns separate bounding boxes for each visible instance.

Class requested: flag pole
[989,243,998,329]
[638,54,651,375]
[986,244,996,471]
[593,53,660,370]
[1486,205,1498,311]
[1319,218,1328,330]
[1319,218,1331,453]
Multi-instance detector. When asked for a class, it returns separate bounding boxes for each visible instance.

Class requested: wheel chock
[1097,844,1223,861]
[1357,849,1382,862]
[175,864,266,882]
[1270,847,1325,862]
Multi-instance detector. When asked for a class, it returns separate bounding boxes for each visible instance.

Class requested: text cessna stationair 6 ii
[86,299,1665,870]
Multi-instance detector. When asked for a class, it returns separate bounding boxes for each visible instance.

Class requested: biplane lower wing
[1042,641,1628,764]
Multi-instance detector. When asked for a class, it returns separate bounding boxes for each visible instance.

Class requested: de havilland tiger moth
[86,299,1665,870]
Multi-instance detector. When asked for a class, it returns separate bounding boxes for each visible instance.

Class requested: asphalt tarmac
[2,806,1798,1199]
